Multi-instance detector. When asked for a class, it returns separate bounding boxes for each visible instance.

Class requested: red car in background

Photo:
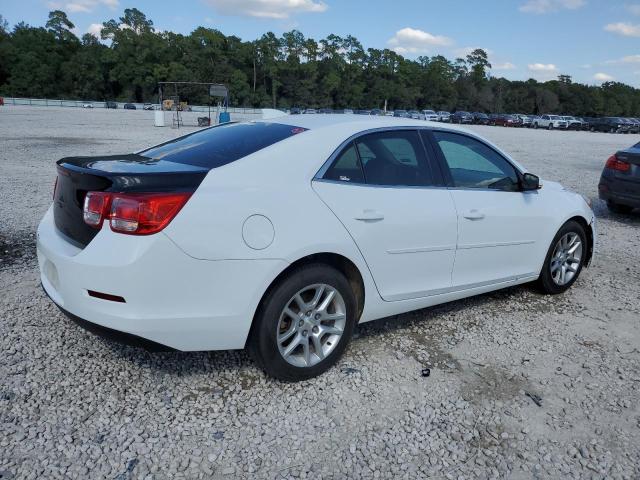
[490,114,520,127]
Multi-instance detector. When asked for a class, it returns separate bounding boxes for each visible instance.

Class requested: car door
[313,129,458,302]
[427,130,551,289]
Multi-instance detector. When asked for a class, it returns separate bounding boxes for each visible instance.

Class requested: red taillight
[83,191,191,235]
[605,154,630,173]
[83,191,112,228]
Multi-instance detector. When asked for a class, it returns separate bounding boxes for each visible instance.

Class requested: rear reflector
[87,290,126,303]
[605,154,630,173]
[83,191,192,235]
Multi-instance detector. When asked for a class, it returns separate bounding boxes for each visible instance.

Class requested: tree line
[0,9,639,116]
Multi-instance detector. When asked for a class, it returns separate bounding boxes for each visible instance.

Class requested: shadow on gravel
[591,199,640,224]
[88,282,549,382]
[0,232,36,271]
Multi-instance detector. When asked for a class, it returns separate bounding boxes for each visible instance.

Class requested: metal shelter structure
[157,82,229,128]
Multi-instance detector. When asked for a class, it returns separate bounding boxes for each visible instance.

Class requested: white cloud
[528,63,558,72]
[594,72,615,82]
[205,0,327,19]
[86,23,102,37]
[605,54,640,65]
[519,0,585,14]
[604,22,640,37]
[387,27,453,55]
[493,62,517,70]
[49,0,118,13]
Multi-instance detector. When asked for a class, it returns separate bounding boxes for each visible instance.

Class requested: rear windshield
[139,122,307,168]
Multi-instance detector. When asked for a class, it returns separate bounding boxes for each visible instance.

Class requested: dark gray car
[599,141,640,213]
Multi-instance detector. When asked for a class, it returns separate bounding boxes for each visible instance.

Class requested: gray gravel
[1,106,639,479]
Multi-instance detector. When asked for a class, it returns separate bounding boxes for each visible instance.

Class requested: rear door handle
[463,209,485,220]
[355,210,384,222]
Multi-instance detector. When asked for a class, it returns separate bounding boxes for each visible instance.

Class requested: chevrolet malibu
[38,116,595,381]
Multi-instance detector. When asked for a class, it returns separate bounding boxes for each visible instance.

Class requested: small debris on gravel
[1,107,639,479]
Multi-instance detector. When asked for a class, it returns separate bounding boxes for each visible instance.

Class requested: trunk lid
[53,154,207,247]
[613,145,640,186]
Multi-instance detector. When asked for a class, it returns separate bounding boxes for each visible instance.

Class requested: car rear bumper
[37,206,287,351]
[598,177,640,208]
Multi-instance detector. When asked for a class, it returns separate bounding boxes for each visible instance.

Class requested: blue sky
[2,0,640,86]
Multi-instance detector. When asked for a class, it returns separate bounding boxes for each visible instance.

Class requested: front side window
[432,131,519,192]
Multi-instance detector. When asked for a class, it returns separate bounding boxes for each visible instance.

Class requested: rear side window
[355,130,434,186]
[323,144,365,183]
[139,122,307,169]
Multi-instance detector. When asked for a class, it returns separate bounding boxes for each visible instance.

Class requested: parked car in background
[123,103,136,110]
[492,114,518,127]
[578,117,593,131]
[408,110,425,120]
[627,118,640,134]
[304,108,317,114]
[393,110,411,118]
[422,110,439,121]
[105,101,117,109]
[473,112,490,125]
[561,116,583,130]
[621,118,640,134]
[343,109,354,114]
[82,103,94,109]
[290,107,302,115]
[143,103,155,111]
[39,115,595,381]
[437,111,451,122]
[528,115,540,127]
[589,117,627,133]
[515,114,531,127]
[599,141,640,213]
[355,110,371,115]
[532,115,568,130]
[451,111,473,124]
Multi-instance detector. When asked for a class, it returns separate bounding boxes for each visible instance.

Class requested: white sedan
[38,116,595,381]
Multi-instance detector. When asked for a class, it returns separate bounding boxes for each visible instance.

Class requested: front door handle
[355,210,384,222]
[463,209,485,220]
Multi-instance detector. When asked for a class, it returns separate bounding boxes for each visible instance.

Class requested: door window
[432,131,519,191]
[355,130,434,186]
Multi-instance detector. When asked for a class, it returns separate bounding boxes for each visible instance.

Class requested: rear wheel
[534,123,538,129]
[607,201,634,214]
[538,221,587,294]
[548,123,553,130]
[249,264,357,381]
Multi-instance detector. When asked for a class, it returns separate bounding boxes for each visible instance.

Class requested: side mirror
[521,173,541,191]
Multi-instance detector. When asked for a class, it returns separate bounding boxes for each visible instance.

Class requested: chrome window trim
[314,126,526,192]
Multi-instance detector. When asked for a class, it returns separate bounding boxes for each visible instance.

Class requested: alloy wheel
[550,232,583,286]
[276,284,346,367]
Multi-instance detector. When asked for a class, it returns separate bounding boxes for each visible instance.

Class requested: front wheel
[248,264,357,381]
[538,221,587,294]
[548,123,553,130]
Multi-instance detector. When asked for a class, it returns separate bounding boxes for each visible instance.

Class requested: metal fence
[0,97,262,114]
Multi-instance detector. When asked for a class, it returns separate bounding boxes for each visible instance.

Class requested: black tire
[607,201,634,214]
[548,123,553,130]
[533,123,538,129]
[248,264,357,381]
[538,220,587,294]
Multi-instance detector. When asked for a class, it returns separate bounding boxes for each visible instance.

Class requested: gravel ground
[1,106,639,479]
